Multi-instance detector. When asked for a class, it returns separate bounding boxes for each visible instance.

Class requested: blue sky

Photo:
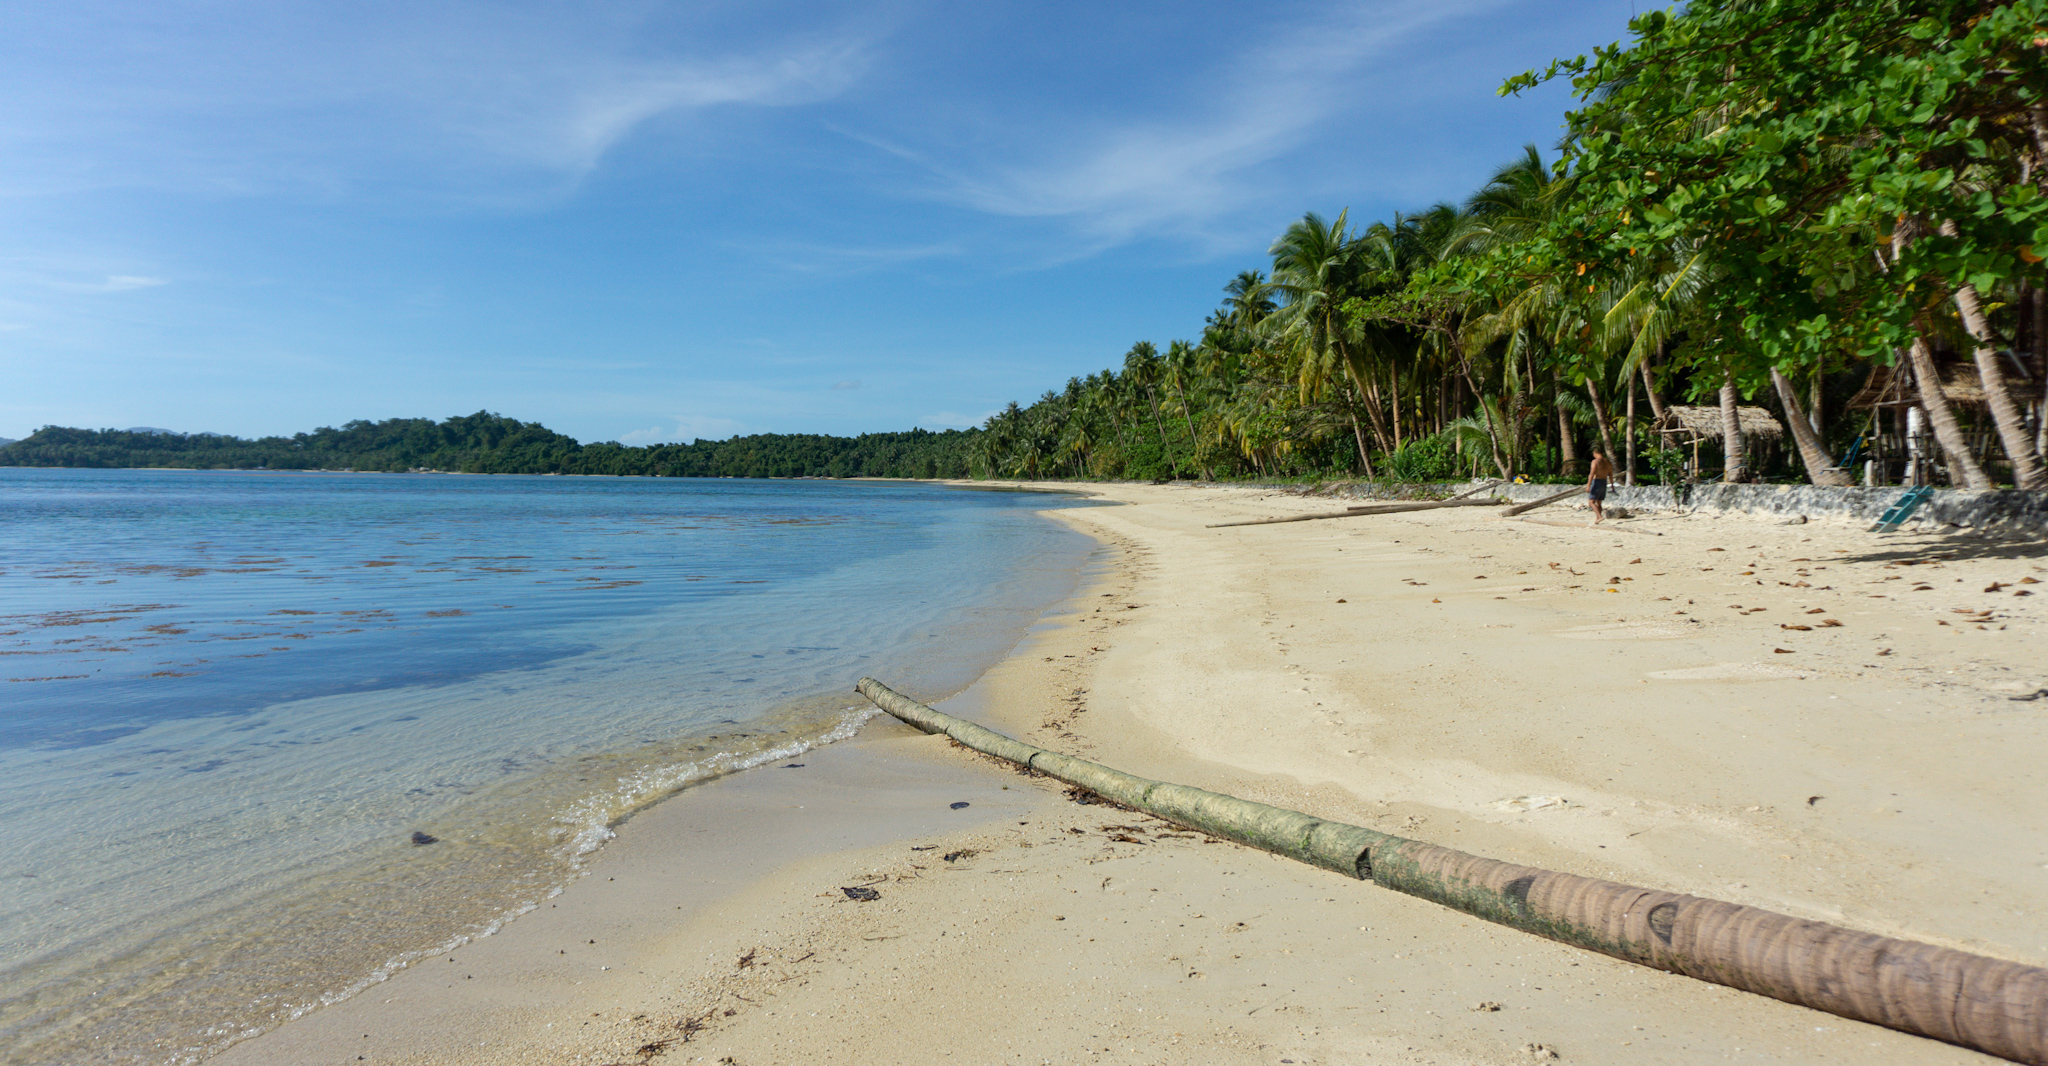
[1,0,1642,444]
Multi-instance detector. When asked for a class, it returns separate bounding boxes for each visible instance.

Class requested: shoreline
[211,482,2043,1065]
[0,473,1096,1066]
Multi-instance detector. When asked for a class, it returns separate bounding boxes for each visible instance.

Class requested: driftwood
[1345,478,1501,510]
[1206,497,1505,529]
[1436,478,1503,503]
[1499,486,1583,517]
[856,677,2048,1066]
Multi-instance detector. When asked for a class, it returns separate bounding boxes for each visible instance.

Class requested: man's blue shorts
[1589,478,1608,502]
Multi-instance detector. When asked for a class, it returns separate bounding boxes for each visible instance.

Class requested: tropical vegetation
[0,416,980,479]
[8,2,2044,489]
[963,0,2048,489]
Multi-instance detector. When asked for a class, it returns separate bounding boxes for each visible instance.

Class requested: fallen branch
[1207,497,1505,529]
[1499,486,1582,517]
[1436,478,1503,503]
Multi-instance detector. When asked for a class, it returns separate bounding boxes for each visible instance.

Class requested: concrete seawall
[1292,479,2048,535]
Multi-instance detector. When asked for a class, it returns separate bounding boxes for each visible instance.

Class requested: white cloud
[451,40,873,179]
[31,274,171,294]
[744,236,963,275]
[0,3,875,201]
[855,0,1506,251]
[613,413,747,445]
[919,409,999,430]
[830,380,862,391]
[95,275,168,292]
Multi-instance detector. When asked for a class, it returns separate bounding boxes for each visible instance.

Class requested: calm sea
[0,469,1095,1066]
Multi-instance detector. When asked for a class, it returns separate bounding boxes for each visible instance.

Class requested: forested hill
[0,412,982,479]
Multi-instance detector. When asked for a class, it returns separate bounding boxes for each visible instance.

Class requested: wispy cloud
[85,275,169,293]
[9,271,171,294]
[920,409,998,429]
[0,3,875,202]
[614,413,746,445]
[853,0,1506,252]
[448,40,873,179]
[744,236,964,275]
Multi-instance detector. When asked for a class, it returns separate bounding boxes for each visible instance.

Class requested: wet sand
[211,481,2047,1065]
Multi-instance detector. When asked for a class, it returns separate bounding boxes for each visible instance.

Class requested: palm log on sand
[1205,497,1506,529]
[856,677,2048,1065]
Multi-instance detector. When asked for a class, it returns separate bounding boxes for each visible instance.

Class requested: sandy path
[209,482,2046,1066]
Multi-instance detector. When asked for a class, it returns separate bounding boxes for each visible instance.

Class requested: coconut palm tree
[1265,210,1380,474]
[1123,341,1182,474]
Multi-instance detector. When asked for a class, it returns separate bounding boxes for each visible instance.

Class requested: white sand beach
[212,481,2048,1066]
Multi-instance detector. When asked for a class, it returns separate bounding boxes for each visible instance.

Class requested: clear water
[0,469,1095,1066]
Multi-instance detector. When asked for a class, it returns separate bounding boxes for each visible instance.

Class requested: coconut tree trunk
[1809,361,1825,438]
[1555,388,1579,476]
[2036,285,2048,458]
[1904,329,1994,489]
[1944,271,2047,487]
[1345,383,1376,478]
[1389,367,1404,451]
[1640,349,1667,421]
[1456,365,1511,480]
[1358,375,1394,455]
[1719,374,1747,483]
[1771,367,1852,486]
[1175,392,1209,480]
[1585,379,1619,465]
[1624,375,1637,487]
[1145,388,1183,475]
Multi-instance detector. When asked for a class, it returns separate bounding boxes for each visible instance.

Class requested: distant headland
[0,412,979,479]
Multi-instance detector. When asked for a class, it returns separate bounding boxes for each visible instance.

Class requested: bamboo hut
[1845,359,1999,484]
[1845,361,1987,410]
[1654,405,1786,444]
[1654,405,1784,481]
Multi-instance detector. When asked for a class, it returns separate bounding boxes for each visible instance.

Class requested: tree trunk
[1943,267,2047,487]
[1390,368,1404,451]
[1904,329,1994,489]
[2037,285,2048,458]
[1175,391,1209,480]
[1556,390,1580,476]
[1624,374,1637,487]
[1719,375,1746,483]
[1809,360,1825,438]
[1771,367,1852,486]
[1359,376,1394,455]
[1457,366,1510,479]
[1146,389,1182,475]
[1345,387,1376,479]
[1640,345,1668,421]
[1586,379,1619,464]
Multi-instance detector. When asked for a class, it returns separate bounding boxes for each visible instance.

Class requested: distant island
[0,413,981,479]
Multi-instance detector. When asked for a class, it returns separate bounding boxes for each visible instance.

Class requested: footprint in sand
[1493,795,1570,813]
[1554,623,1688,640]
[1646,662,1813,681]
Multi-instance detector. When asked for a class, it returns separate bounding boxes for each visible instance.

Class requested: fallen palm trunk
[1436,478,1503,503]
[1205,497,1504,529]
[1347,478,1500,511]
[855,677,2048,1065]
[1500,486,1582,517]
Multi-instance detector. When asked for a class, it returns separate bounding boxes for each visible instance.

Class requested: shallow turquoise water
[0,470,1095,1065]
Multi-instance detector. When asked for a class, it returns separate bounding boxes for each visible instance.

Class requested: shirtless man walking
[1587,450,1614,524]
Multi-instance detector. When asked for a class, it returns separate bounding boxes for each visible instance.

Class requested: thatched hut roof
[1656,405,1784,442]
[1845,362,1988,409]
